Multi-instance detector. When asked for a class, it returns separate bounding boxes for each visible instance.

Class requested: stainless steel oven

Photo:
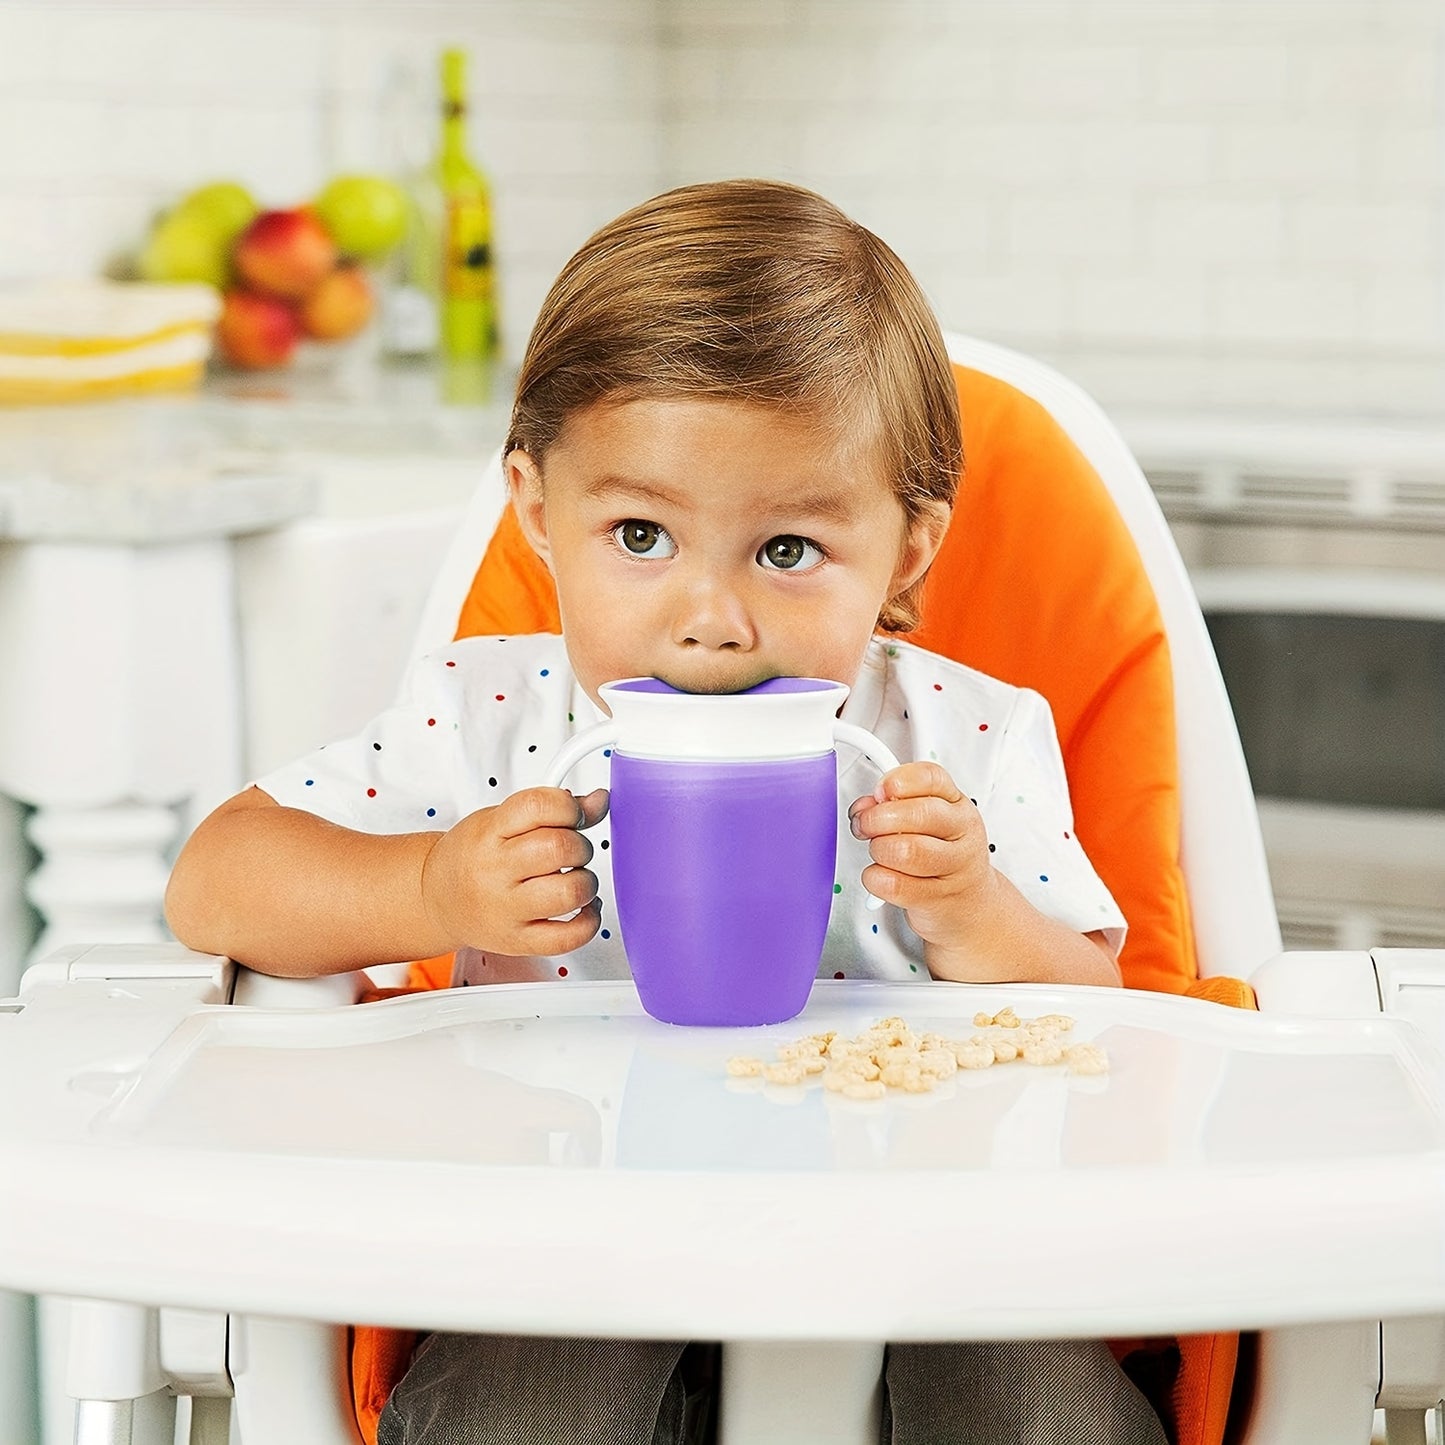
[1124,418,1445,952]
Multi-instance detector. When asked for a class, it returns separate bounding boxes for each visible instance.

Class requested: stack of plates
[0,280,221,404]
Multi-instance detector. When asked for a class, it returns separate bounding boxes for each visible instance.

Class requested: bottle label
[445,197,492,301]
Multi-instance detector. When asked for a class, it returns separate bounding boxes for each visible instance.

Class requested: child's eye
[613,520,676,558]
[758,535,824,571]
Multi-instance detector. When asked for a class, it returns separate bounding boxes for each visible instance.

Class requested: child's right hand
[420,786,610,957]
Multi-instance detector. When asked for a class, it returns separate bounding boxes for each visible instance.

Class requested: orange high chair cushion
[352,362,1252,1445]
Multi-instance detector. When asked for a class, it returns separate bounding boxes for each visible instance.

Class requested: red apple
[215,289,300,368]
[233,208,337,300]
[298,263,374,341]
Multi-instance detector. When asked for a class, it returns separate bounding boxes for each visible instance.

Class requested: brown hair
[506,179,961,632]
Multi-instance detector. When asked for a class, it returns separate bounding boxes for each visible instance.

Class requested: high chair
[2,334,1443,1445]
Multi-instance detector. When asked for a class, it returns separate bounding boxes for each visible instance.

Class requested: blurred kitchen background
[2,0,1444,988]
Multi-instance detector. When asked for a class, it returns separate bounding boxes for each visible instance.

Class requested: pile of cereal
[725,1009,1108,1100]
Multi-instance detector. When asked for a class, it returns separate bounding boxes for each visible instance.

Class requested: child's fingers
[870,761,964,805]
[495,786,606,839]
[866,830,961,880]
[510,824,595,883]
[574,786,610,829]
[851,792,972,843]
[515,866,600,926]
[516,898,604,956]
[861,861,966,908]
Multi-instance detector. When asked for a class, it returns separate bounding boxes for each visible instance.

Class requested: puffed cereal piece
[874,1029,915,1052]
[1035,1014,1075,1032]
[1064,1044,1109,1076]
[842,1079,887,1100]
[874,1016,909,1031]
[726,1056,765,1078]
[801,1055,828,1075]
[973,1011,995,1027]
[777,1040,824,1061]
[879,1062,919,1089]
[763,1061,807,1085]
[994,1007,1021,1028]
[954,1040,995,1070]
[878,1045,923,1069]
[919,1032,947,1052]
[1021,1038,1065,1066]
[990,1038,1020,1063]
[918,1048,958,1078]
[900,1070,937,1094]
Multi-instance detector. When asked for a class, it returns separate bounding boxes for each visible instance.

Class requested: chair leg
[1383,1409,1428,1445]
[229,1316,363,1445]
[72,1391,174,1445]
[185,1396,232,1445]
[73,1400,133,1445]
[718,1341,884,1445]
[1235,1321,1379,1445]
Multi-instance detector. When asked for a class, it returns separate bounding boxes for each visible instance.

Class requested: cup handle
[834,722,902,911]
[544,721,617,789]
[833,721,901,776]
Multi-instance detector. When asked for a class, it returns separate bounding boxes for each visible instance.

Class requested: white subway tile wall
[661,0,1445,417]
[1,0,1441,414]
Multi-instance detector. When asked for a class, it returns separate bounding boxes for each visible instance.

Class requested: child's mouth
[653,670,778,696]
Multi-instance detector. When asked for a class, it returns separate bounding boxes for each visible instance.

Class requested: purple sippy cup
[544,677,900,1026]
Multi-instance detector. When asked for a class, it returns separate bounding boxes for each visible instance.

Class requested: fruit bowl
[136,176,407,372]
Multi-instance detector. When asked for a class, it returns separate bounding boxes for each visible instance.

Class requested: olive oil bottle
[436,47,497,359]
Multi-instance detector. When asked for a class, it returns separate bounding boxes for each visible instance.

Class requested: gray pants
[377,1334,1169,1445]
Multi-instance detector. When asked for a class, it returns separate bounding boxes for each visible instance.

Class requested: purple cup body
[609,750,838,1026]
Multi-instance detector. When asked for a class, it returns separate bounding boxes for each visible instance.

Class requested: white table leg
[24,803,176,962]
[0,538,243,965]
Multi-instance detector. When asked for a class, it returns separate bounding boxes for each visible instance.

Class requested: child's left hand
[848,761,996,954]
[850,761,1122,988]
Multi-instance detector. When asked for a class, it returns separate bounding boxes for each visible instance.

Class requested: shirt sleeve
[252,648,469,836]
[979,688,1127,954]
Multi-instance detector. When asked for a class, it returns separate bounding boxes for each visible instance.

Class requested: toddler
[168,179,1165,1445]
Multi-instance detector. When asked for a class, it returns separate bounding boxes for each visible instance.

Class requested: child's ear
[506,449,553,573]
[890,499,951,597]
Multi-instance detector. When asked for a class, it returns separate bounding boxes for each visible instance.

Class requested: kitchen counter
[0,354,515,543]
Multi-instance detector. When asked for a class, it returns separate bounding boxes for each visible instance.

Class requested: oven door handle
[1192,565,1445,621]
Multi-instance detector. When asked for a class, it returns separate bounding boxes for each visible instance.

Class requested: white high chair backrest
[409,334,1282,981]
[941,335,1281,978]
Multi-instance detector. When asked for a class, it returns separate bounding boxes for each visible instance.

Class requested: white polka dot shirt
[255,634,1125,985]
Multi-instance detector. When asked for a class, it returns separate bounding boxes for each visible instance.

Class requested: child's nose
[671,573,756,652]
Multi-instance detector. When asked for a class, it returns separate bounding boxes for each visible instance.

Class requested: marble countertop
[0,351,515,544]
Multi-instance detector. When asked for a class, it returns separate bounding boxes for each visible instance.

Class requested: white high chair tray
[2,975,1443,1341]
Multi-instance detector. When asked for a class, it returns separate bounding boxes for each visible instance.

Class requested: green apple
[174,181,258,248]
[138,207,234,288]
[313,175,407,260]
[138,181,258,288]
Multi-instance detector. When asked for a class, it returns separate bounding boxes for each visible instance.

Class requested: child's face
[508,397,948,704]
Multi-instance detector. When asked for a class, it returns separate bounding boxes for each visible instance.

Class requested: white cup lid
[598,677,850,761]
